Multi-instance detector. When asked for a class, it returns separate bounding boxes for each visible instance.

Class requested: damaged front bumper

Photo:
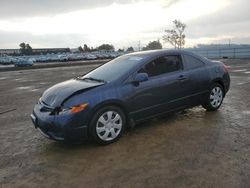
[30,102,89,142]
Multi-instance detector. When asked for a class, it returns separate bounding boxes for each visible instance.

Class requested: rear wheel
[89,106,125,145]
[202,83,224,111]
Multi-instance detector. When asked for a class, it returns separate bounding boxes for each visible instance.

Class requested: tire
[202,83,224,111]
[89,106,126,145]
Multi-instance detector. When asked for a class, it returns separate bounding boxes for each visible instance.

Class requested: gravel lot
[0,59,250,188]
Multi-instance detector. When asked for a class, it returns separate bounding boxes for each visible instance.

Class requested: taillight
[223,64,229,72]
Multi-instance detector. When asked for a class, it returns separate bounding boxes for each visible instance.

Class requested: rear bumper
[30,112,88,142]
[224,73,230,94]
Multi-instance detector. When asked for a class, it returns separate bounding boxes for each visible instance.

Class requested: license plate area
[37,127,50,138]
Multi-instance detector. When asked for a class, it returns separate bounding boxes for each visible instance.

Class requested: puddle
[17,86,32,90]
[237,83,244,85]
[0,77,7,80]
[243,111,250,115]
[14,78,23,81]
[30,89,40,92]
[231,69,247,72]
[244,71,250,74]
[237,81,250,85]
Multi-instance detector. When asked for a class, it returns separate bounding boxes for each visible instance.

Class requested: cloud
[0,31,92,48]
[184,0,250,45]
[0,30,145,49]
[0,0,249,48]
[0,0,172,19]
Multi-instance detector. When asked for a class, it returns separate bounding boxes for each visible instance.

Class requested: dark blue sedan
[31,50,230,144]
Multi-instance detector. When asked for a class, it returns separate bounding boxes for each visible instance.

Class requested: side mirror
[134,73,149,83]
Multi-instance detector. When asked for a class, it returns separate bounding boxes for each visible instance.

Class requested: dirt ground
[0,59,249,188]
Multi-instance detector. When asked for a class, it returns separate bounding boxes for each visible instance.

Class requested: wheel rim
[210,86,223,108]
[96,111,122,141]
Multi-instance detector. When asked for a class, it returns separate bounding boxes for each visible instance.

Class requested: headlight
[59,103,88,114]
[70,103,88,113]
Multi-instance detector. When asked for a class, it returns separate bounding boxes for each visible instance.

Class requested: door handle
[178,75,188,81]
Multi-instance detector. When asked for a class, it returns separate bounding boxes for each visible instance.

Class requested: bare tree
[163,20,186,49]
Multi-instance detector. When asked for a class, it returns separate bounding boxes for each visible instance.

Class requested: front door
[129,54,189,121]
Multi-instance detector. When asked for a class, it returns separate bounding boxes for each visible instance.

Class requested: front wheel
[202,83,224,111]
[89,106,125,145]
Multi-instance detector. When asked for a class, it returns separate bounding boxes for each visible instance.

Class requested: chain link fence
[187,47,250,59]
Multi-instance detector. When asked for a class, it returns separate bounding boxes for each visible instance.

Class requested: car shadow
[39,107,224,152]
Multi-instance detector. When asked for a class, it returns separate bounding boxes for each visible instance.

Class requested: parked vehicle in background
[36,55,50,62]
[85,54,97,60]
[0,56,12,65]
[31,49,230,145]
[14,59,34,67]
[58,55,68,62]
[0,51,124,65]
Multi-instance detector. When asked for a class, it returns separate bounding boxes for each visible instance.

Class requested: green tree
[97,44,114,51]
[126,47,134,52]
[118,49,124,52]
[19,42,26,54]
[19,42,33,55]
[78,46,83,52]
[143,40,162,51]
[83,44,90,52]
[25,44,33,55]
[163,20,186,49]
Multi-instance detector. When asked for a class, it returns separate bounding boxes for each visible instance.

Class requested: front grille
[39,99,54,112]
[40,106,54,112]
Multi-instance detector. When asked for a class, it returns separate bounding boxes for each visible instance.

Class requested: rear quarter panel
[206,60,230,94]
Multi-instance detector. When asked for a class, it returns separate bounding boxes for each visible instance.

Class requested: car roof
[126,49,208,62]
[126,49,185,57]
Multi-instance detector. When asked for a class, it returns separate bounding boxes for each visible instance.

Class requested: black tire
[89,106,126,145]
[202,83,224,111]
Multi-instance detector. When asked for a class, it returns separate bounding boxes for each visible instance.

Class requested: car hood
[41,79,104,107]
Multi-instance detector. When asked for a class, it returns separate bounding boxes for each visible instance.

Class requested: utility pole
[138,40,141,51]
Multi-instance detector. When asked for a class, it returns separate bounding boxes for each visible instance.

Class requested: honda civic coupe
[31,50,230,145]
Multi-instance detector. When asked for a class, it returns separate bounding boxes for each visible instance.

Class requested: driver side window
[138,55,182,77]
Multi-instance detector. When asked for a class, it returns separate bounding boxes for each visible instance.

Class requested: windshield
[82,55,143,82]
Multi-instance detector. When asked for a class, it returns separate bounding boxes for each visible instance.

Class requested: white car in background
[85,54,97,60]
[58,55,69,62]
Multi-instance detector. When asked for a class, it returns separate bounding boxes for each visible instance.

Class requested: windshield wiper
[76,76,106,83]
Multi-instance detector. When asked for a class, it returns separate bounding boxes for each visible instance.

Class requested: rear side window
[182,54,204,70]
[138,55,182,77]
